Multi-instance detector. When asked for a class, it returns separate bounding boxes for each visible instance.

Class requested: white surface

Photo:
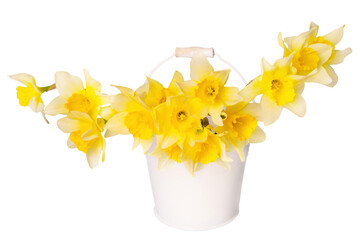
[147,149,247,230]
[0,0,359,239]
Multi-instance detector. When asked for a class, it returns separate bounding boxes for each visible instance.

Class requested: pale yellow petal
[304,66,332,86]
[57,117,82,133]
[99,106,117,120]
[55,71,84,99]
[68,111,93,122]
[105,112,130,135]
[81,128,99,141]
[177,80,197,96]
[9,73,36,88]
[310,22,319,33]
[241,103,264,121]
[308,43,333,65]
[104,129,118,138]
[291,29,315,51]
[161,132,181,149]
[323,25,344,45]
[209,103,224,126]
[190,53,214,80]
[83,69,101,91]
[261,95,283,126]
[29,96,44,113]
[86,139,102,169]
[182,159,196,176]
[140,137,154,154]
[215,159,231,170]
[157,155,175,171]
[67,137,76,148]
[132,137,141,150]
[233,140,246,162]
[327,48,352,65]
[285,94,306,117]
[219,87,242,106]
[323,65,338,88]
[45,96,68,116]
[249,126,266,143]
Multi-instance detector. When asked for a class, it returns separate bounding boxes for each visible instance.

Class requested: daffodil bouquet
[11,23,351,175]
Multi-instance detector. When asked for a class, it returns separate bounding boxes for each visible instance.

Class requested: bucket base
[153,207,239,231]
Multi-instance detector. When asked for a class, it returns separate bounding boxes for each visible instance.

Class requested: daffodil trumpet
[10,23,351,175]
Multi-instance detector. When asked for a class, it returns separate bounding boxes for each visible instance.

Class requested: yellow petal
[284,94,306,117]
[111,85,135,96]
[209,103,224,126]
[260,95,283,126]
[190,53,214,80]
[211,69,231,86]
[261,58,276,74]
[323,25,344,45]
[105,112,130,135]
[187,97,209,119]
[55,71,84,99]
[168,71,184,95]
[327,48,352,65]
[45,96,68,116]
[219,87,242,106]
[83,69,101,91]
[111,94,143,112]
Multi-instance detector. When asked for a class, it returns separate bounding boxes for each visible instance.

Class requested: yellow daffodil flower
[105,86,156,153]
[216,103,265,161]
[45,69,108,119]
[278,22,352,87]
[181,127,232,175]
[244,56,333,125]
[10,73,46,112]
[155,95,202,149]
[150,135,183,171]
[57,111,106,168]
[177,53,242,126]
[136,71,184,109]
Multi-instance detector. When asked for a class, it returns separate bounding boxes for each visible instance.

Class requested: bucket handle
[148,47,248,86]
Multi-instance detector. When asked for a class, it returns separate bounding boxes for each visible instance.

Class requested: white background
[0,0,359,239]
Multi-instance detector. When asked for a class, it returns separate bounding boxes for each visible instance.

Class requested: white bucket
[146,145,249,230]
